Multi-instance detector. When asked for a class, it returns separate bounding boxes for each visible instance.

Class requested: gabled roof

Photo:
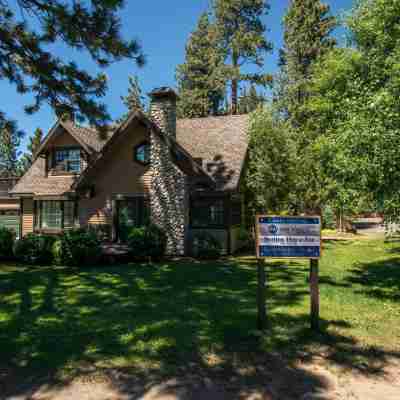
[11,111,249,196]
[60,121,115,153]
[33,120,116,161]
[73,110,214,190]
[10,157,76,196]
[176,114,249,191]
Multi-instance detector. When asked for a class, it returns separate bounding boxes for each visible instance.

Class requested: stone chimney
[149,87,178,139]
[148,86,187,256]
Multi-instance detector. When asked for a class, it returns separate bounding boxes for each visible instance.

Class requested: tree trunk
[231,79,238,115]
[231,53,239,115]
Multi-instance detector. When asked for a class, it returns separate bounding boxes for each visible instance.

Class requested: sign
[256,216,321,259]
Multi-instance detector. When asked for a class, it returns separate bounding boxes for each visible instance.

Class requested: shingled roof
[177,114,249,191]
[60,121,115,153]
[11,113,249,196]
[11,157,76,196]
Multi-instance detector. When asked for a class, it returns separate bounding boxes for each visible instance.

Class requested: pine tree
[176,13,226,118]
[277,0,336,214]
[0,1,145,133]
[238,84,265,114]
[213,0,272,114]
[121,75,145,113]
[20,128,44,172]
[280,0,336,125]
[0,119,23,175]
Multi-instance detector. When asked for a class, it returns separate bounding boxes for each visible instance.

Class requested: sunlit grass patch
[0,239,399,380]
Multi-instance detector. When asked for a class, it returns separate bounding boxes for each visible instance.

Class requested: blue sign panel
[257,216,321,259]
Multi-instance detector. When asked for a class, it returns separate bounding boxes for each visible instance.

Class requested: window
[134,142,150,165]
[41,201,62,229]
[39,201,76,230]
[64,201,75,229]
[54,148,81,172]
[118,197,150,242]
[191,198,225,228]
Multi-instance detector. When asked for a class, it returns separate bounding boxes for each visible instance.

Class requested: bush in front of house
[127,224,167,260]
[14,233,57,265]
[192,232,222,259]
[0,226,15,259]
[53,228,102,266]
[322,205,336,230]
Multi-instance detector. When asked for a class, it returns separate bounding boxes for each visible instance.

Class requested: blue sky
[1,0,354,152]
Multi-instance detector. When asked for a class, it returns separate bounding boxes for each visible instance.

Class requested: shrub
[127,224,166,260]
[53,228,101,266]
[322,205,336,229]
[14,233,56,265]
[192,232,222,259]
[237,227,255,251]
[0,227,15,259]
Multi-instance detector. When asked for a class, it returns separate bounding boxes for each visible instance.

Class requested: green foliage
[192,232,222,259]
[213,0,273,114]
[0,118,23,175]
[121,75,145,114]
[14,234,57,265]
[0,227,15,259]
[322,205,336,229]
[238,85,266,114]
[20,127,44,172]
[176,13,226,118]
[127,224,167,259]
[273,0,336,214]
[279,0,336,124]
[302,0,400,221]
[245,105,295,213]
[53,228,102,266]
[0,0,144,131]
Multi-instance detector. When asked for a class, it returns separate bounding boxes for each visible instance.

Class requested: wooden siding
[22,198,34,236]
[0,200,20,210]
[79,123,152,228]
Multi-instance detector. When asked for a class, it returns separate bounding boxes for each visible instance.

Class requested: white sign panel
[257,216,321,258]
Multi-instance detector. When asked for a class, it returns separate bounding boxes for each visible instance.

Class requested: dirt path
[3,358,399,400]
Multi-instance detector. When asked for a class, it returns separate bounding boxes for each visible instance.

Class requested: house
[10,87,249,255]
[0,172,20,237]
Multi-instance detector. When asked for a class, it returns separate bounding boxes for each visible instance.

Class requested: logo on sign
[268,224,278,235]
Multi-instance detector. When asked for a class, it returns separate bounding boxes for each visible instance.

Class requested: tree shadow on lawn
[0,258,399,399]
[346,256,400,301]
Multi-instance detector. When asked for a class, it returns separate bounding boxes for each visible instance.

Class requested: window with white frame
[39,201,76,230]
[54,148,81,172]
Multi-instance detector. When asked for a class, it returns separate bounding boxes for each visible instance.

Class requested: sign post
[255,215,321,331]
[257,258,267,330]
[310,259,319,330]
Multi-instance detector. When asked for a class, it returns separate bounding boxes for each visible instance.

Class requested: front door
[117,197,149,242]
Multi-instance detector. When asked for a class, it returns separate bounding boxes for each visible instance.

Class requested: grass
[0,239,399,385]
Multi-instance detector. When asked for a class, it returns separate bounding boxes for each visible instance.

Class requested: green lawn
[0,239,399,383]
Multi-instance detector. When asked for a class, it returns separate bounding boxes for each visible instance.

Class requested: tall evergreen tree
[20,128,44,172]
[176,13,226,118]
[238,85,265,114]
[213,0,272,114]
[0,1,145,133]
[274,0,336,214]
[121,75,145,113]
[280,0,336,125]
[0,118,23,175]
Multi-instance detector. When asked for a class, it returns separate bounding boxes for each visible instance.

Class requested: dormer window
[134,142,150,166]
[54,148,81,173]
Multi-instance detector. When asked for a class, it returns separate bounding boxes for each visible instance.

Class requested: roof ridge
[177,114,249,123]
